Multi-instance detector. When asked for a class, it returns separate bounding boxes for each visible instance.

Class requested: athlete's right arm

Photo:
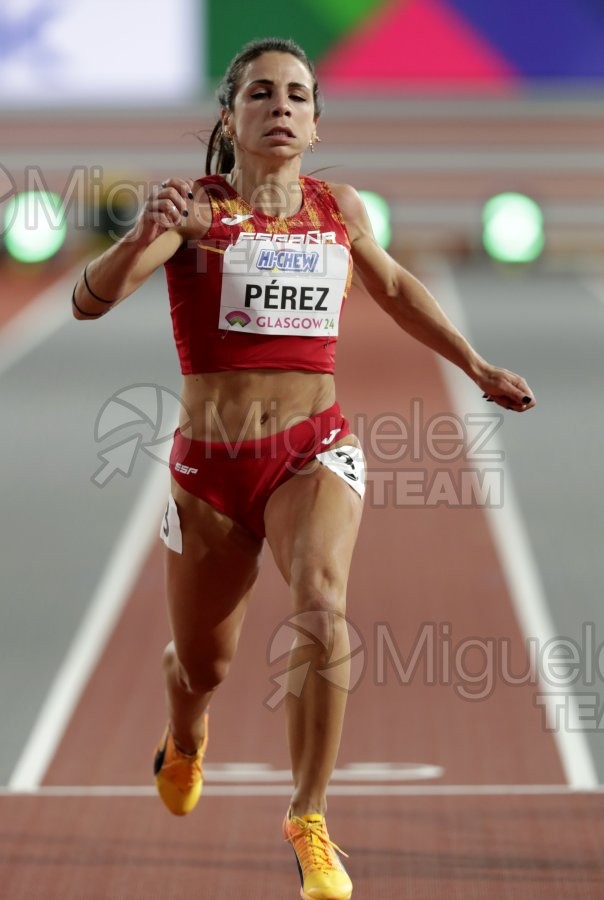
[72,178,211,320]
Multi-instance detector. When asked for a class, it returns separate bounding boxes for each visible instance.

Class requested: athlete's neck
[225,160,304,218]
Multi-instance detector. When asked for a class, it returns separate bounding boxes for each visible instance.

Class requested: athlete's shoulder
[324,182,363,208]
[323,183,367,241]
[302,177,360,215]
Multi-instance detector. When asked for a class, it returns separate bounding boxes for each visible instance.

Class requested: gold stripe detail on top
[197,244,226,255]
[222,198,245,216]
[205,177,349,243]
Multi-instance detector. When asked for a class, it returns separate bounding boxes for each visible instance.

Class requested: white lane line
[202,763,444,782]
[0,263,80,378]
[7,462,170,791]
[2,784,604,798]
[425,258,598,790]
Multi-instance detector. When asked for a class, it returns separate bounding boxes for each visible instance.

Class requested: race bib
[160,493,183,554]
[219,240,350,337]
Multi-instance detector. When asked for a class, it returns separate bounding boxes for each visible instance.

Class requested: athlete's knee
[163,641,233,695]
[290,570,348,651]
[182,657,232,694]
[292,565,346,614]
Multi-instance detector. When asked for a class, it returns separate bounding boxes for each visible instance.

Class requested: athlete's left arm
[331,183,535,412]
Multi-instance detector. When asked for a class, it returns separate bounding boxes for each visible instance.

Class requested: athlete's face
[224,52,318,161]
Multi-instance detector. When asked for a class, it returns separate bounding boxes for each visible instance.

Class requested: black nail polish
[182,209,189,217]
[522,396,532,403]
[187,191,194,199]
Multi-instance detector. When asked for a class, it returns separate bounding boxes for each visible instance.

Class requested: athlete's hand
[132,177,195,243]
[477,365,536,412]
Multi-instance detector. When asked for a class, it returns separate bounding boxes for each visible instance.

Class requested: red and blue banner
[209,0,604,89]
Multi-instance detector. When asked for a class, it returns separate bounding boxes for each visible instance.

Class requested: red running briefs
[168,401,352,539]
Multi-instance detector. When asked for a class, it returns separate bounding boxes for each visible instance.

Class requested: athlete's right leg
[162,477,263,755]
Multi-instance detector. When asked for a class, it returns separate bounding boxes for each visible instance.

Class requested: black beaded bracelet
[71,285,103,318]
[83,264,116,304]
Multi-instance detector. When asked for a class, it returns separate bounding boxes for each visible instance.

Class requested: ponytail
[205,120,235,176]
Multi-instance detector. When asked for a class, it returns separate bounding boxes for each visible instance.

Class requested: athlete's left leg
[263,438,365,817]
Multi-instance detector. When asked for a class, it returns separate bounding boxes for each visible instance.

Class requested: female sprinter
[71,37,535,900]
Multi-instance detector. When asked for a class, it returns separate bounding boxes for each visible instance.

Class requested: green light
[359,190,391,250]
[482,192,544,263]
[4,191,67,262]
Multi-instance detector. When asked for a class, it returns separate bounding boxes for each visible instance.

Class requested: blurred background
[2,0,604,784]
[2,0,604,260]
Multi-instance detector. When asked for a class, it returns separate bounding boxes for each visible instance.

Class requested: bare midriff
[179,369,336,442]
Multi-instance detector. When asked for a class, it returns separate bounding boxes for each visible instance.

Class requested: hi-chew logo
[225,310,251,328]
[256,249,319,273]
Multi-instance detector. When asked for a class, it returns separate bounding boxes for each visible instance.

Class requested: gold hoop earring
[222,128,233,143]
[309,134,321,153]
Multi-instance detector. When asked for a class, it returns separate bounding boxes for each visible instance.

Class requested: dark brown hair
[205,37,324,175]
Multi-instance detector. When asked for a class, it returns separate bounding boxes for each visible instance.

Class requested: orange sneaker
[283,810,352,899]
[153,714,208,816]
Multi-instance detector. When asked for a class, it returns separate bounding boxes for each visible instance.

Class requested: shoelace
[164,739,204,790]
[286,816,349,874]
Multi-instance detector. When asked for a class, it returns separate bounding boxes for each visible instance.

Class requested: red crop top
[164,175,353,375]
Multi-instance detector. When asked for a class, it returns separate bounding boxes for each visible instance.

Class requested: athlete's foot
[283,807,352,899]
[153,713,208,816]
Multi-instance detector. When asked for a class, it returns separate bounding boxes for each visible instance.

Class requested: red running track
[3,278,603,898]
